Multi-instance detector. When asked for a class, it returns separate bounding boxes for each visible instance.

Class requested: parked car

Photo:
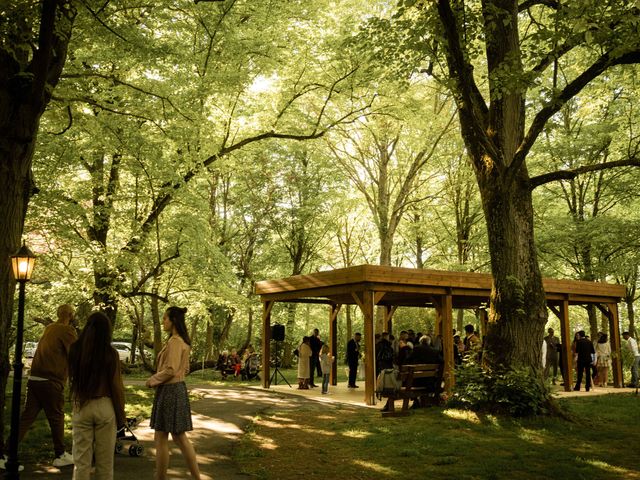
[24,342,38,358]
[111,342,132,363]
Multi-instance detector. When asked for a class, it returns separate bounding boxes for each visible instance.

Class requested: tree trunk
[626,292,636,337]
[586,305,598,340]
[0,1,77,448]
[151,290,162,356]
[479,177,547,370]
[0,160,30,455]
[456,309,464,333]
[189,316,199,353]
[283,303,297,367]
[205,321,214,361]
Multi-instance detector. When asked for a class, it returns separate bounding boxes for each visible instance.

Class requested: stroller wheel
[129,444,144,457]
[115,441,123,454]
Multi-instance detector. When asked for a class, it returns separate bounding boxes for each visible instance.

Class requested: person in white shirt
[622,331,640,388]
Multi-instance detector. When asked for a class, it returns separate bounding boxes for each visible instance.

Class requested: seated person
[242,353,260,381]
[407,335,444,407]
[216,351,230,378]
[229,348,242,377]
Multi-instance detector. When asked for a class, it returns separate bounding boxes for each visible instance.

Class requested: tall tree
[329,86,456,265]
[363,0,640,377]
[0,0,77,452]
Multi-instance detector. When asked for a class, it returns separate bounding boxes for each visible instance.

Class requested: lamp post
[6,243,36,479]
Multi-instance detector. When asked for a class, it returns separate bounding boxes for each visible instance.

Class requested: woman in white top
[594,333,612,387]
[297,336,312,389]
[146,306,201,479]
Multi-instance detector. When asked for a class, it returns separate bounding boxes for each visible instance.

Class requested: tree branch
[529,157,640,189]
[511,49,640,175]
[60,72,193,121]
[436,0,499,165]
[120,291,170,303]
[518,0,559,12]
[45,105,73,135]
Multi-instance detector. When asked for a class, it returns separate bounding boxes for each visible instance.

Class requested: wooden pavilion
[255,265,626,405]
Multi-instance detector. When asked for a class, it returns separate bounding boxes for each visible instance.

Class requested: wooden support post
[261,300,274,389]
[435,293,455,393]
[353,290,376,405]
[607,302,623,388]
[329,304,341,386]
[559,298,573,392]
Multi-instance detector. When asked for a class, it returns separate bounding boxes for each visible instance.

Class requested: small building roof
[255,264,625,307]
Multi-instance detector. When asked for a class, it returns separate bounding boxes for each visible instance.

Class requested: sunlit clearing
[191,413,242,435]
[517,428,545,445]
[442,409,481,424]
[257,418,336,437]
[257,419,298,429]
[266,415,296,423]
[250,433,278,451]
[317,415,337,420]
[341,429,372,439]
[353,459,399,476]
[249,75,276,93]
[584,458,633,476]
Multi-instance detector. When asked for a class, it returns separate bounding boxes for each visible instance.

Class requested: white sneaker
[52,451,74,467]
[0,455,24,471]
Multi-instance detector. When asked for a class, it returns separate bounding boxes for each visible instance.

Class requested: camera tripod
[269,340,291,388]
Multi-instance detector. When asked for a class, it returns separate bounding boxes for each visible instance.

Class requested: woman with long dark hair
[146,306,201,479]
[68,311,125,480]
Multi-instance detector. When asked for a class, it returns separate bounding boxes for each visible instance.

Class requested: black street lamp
[6,243,36,479]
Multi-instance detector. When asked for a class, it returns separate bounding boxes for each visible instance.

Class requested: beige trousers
[72,397,116,480]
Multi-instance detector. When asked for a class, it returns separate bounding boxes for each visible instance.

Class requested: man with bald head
[0,304,78,470]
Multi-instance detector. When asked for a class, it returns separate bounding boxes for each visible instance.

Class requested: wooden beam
[607,303,623,388]
[261,300,274,389]
[559,298,573,392]
[329,304,341,386]
[548,304,561,319]
[351,291,365,311]
[373,291,386,305]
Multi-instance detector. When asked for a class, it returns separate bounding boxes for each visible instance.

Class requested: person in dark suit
[408,336,443,391]
[574,330,595,392]
[308,329,323,388]
[346,333,361,388]
[409,335,443,365]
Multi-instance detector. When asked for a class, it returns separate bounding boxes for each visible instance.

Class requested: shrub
[448,362,551,416]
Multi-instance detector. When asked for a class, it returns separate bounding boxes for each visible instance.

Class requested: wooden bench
[380,363,443,417]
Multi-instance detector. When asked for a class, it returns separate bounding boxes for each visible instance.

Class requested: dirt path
[15,385,293,480]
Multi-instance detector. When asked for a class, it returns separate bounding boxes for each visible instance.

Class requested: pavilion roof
[255,264,625,308]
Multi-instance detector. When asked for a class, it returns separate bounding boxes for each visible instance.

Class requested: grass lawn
[234,393,640,480]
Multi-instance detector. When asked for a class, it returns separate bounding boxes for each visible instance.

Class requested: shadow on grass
[234,393,640,480]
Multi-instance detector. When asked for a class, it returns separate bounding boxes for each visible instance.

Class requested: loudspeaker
[271,324,285,341]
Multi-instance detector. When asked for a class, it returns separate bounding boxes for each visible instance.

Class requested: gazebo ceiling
[255,264,626,307]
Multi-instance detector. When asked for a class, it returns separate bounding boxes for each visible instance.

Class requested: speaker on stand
[269,324,291,388]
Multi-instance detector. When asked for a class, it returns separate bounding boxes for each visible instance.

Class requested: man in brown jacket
[0,304,77,470]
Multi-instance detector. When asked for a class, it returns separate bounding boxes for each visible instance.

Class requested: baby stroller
[241,353,261,381]
[115,417,144,457]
